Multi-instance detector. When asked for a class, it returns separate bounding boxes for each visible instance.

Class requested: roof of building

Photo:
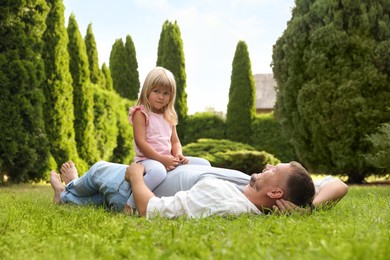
[254,73,277,109]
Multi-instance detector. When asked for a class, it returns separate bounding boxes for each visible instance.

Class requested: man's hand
[125,163,145,183]
[272,199,311,215]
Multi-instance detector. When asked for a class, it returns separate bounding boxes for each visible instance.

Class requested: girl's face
[148,85,171,113]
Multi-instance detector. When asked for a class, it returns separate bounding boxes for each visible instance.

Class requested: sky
[63,0,295,114]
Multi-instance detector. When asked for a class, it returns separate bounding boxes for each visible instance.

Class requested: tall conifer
[67,14,98,164]
[272,0,390,182]
[85,24,103,85]
[101,63,113,91]
[0,0,50,182]
[42,0,81,167]
[124,35,140,99]
[226,41,256,143]
[109,39,127,97]
[156,20,188,138]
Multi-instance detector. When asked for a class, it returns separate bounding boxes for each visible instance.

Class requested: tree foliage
[181,112,226,145]
[67,14,99,164]
[109,36,140,99]
[365,123,390,171]
[226,41,256,144]
[183,139,280,174]
[0,0,50,182]
[42,0,83,169]
[156,20,188,138]
[272,0,390,182]
[85,24,103,85]
[101,63,113,91]
[124,35,140,100]
[251,113,296,162]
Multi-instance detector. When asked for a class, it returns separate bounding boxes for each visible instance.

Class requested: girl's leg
[126,159,167,208]
[187,156,211,166]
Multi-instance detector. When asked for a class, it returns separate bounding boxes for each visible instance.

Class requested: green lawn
[0,183,389,259]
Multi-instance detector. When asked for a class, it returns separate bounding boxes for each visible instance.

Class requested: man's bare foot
[50,171,65,204]
[60,161,78,185]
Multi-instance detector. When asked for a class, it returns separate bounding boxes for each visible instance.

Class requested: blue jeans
[60,161,129,211]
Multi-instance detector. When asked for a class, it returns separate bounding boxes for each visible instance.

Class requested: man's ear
[267,188,284,199]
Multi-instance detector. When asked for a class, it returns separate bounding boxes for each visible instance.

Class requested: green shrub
[213,150,279,174]
[183,138,280,174]
[251,113,295,162]
[182,112,226,145]
[110,97,135,164]
[366,123,390,172]
[93,86,135,164]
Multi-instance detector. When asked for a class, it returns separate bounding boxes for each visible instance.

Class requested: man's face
[249,163,291,192]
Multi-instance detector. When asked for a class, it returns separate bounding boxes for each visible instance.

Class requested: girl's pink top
[129,105,173,162]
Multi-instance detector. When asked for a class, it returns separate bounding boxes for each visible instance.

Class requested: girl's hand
[160,155,180,171]
[176,154,189,165]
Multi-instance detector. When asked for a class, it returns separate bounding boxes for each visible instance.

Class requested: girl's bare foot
[50,171,65,204]
[60,161,78,185]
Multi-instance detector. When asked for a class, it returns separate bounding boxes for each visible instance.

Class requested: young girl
[126,67,210,213]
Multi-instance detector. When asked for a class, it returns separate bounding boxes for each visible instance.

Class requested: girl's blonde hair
[137,67,178,125]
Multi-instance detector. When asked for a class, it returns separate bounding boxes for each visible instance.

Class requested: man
[127,161,315,218]
[50,160,348,218]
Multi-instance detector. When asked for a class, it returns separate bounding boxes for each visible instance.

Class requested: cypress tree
[85,24,103,85]
[272,0,390,182]
[67,14,99,164]
[0,0,50,182]
[156,20,188,138]
[124,35,140,99]
[101,63,113,91]
[226,41,256,144]
[92,87,119,160]
[42,0,82,167]
[109,38,128,97]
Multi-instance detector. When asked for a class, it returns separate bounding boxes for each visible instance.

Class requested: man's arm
[274,178,348,213]
[313,178,348,207]
[126,163,155,217]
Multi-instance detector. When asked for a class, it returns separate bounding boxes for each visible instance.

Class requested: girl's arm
[171,126,189,164]
[133,111,178,168]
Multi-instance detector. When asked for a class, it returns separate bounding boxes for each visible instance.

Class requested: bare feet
[60,161,78,185]
[50,171,65,204]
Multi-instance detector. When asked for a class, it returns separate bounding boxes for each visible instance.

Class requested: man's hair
[284,161,315,208]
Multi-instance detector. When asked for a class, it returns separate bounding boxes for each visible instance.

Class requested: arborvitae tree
[0,0,50,182]
[124,35,140,99]
[272,0,390,183]
[226,41,256,144]
[85,23,103,85]
[156,20,188,138]
[101,63,113,91]
[109,38,128,97]
[110,97,135,164]
[67,14,99,164]
[92,86,119,160]
[42,0,83,169]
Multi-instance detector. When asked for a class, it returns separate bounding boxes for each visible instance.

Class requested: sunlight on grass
[0,184,389,259]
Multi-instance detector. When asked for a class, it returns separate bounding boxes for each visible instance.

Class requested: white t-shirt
[147,177,261,219]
